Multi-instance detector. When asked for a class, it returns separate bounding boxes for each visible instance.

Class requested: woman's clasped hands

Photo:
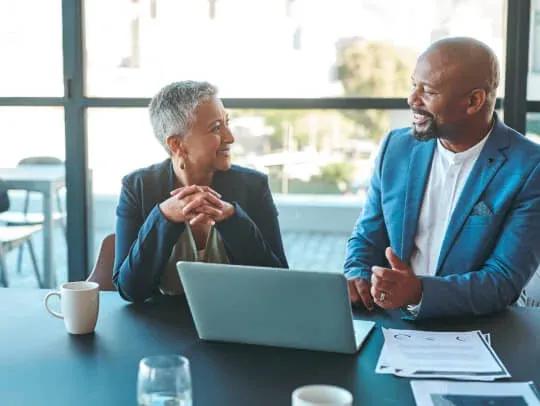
[159,185,234,226]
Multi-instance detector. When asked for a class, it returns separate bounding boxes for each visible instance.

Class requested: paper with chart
[376,329,510,380]
[410,380,540,406]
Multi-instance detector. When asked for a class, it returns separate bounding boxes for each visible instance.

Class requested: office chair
[0,225,43,287]
[0,179,42,287]
[86,233,116,291]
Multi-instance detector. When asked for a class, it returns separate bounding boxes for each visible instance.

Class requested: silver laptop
[177,262,375,354]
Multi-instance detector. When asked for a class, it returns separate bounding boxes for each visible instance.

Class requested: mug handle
[44,292,63,319]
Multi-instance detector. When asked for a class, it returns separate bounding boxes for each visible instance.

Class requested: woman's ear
[166,135,185,157]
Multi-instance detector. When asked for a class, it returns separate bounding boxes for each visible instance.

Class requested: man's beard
[412,112,438,142]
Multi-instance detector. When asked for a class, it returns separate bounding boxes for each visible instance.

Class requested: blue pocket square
[471,201,493,216]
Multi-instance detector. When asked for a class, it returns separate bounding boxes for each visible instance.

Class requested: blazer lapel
[212,167,240,203]
[435,120,510,274]
[401,139,436,261]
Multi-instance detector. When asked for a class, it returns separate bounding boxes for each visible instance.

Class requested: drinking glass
[137,355,192,406]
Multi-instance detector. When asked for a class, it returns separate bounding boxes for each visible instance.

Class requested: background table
[1,289,539,405]
[0,166,65,288]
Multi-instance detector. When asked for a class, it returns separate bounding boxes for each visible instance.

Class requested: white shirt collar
[437,125,493,165]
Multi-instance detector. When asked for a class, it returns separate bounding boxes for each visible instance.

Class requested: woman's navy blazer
[114,159,288,302]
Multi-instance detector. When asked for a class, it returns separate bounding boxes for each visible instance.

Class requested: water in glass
[138,391,192,406]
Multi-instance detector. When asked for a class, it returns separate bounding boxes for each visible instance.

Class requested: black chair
[0,157,66,275]
[0,179,8,214]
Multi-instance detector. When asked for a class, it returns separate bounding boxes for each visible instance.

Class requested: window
[84,0,505,98]
[528,1,540,101]
[1,0,518,281]
[526,113,540,144]
[0,1,63,96]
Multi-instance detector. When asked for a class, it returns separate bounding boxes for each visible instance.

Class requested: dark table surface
[1,288,539,405]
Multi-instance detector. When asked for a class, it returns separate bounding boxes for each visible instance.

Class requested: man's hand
[370,247,422,309]
[347,278,374,311]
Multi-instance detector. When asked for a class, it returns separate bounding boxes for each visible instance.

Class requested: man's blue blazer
[114,160,288,302]
[344,117,540,319]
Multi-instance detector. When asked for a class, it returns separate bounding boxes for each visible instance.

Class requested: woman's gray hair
[149,81,218,153]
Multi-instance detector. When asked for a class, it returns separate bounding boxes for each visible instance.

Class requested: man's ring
[379,292,386,302]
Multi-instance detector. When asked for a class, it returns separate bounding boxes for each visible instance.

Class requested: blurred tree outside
[252,109,309,151]
[335,38,415,140]
[315,161,356,193]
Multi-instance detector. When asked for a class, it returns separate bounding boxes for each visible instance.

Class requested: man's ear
[466,88,487,115]
[166,135,185,157]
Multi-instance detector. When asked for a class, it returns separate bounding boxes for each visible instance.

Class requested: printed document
[376,329,510,380]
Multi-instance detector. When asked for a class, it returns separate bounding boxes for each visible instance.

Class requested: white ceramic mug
[292,385,353,406]
[44,281,100,334]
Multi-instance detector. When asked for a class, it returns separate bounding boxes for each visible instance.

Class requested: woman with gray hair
[113,81,288,302]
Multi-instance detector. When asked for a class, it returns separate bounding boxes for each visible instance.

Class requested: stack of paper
[375,328,511,380]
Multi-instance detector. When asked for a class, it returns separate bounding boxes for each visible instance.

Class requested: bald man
[344,37,540,319]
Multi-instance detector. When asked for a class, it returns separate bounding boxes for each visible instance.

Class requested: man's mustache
[412,109,434,119]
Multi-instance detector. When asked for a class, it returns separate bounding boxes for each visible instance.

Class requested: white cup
[44,281,100,334]
[292,385,353,406]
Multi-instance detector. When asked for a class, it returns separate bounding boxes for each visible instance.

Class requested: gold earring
[180,161,185,170]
